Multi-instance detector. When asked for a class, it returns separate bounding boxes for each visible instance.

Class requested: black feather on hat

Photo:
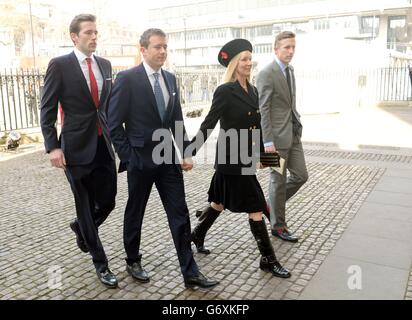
[218,39,253,67]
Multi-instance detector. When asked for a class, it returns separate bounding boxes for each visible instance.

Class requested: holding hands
[181,157,194,171]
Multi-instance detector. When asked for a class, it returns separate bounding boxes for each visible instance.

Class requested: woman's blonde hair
[222,50,251,84]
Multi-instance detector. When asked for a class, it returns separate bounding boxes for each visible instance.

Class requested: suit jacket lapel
[69,52,95,107]
[290,65,296,105]
[288,65,301,124]
[95,56,108,110]
[161,70,175,118]
[272,60,292,105]
[231,81,258,110]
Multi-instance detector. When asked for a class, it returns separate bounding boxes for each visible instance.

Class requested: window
[232,28,241,38]
[273,22,294,35]
[257,25,273,36]
[254,44,272,54]
[245,25,272,39]
[217,28,226,38]
[387,16,407,52]
[293,21,310,34]
[313,19,330,31]
[360,16,379,37]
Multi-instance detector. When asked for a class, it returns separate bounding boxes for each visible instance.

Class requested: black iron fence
[174,68,226,110]
[0,69,44,133]
[376,67,411,101]
[294,66,412,114]
[1,66,411,133]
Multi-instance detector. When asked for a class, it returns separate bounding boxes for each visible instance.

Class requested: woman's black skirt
[207,171,266,213]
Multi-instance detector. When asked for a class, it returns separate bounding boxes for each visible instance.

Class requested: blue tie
[153,72,166,121]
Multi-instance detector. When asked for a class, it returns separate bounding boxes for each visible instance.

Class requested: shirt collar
[74,47,95,64]
[143,60,162,77]
[274,56,288,73]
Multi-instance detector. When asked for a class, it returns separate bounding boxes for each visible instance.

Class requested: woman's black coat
[190,80,264,175]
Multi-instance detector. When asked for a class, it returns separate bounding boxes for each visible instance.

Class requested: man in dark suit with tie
[40,14,118,288]
[108,28,218,289]
[257,31,308,243]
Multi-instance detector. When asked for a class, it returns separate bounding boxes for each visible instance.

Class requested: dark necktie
[86,57,102,136]
[286,66,299,135]
[153,72,166,121]
[285,66,292,99]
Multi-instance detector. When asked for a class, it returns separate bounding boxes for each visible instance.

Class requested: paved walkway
[298,106,412,300]
[0,106,411,300]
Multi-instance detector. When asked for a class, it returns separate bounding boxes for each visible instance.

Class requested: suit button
[248,112,251,116]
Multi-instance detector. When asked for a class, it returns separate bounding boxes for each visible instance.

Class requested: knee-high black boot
[195,204,211,219]
[249,219,291,278]
[192,206,221,254]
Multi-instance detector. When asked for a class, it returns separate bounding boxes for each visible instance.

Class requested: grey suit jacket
[256,59,302,149]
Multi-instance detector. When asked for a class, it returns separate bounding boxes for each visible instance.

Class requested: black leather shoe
[271,229,299,243]
[194,244,210,254]
[96,268,118,288]
[260,257,291,278]
[184,272,219,289]
[69,220,89,253]
[126,261,150,283]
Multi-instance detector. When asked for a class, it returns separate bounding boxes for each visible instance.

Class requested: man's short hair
[140,28,167,48]
[69,14,96,34]
[274,31,296,48]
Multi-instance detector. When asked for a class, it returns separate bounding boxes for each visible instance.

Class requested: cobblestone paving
[304,149,412,163]
[0,150,384,300]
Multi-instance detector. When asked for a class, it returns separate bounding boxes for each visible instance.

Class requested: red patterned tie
[86,57,102,136]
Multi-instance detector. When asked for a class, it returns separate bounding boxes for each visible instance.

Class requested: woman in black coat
[189,39,290,278]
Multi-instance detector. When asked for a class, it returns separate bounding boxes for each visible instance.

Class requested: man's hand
[265,145,277,153]
[180,157,193,171]
[49,148,66,170]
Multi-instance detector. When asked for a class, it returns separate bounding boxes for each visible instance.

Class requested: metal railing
[1,66,411,133]
[174,69,226,111]
[376,67,410,101]
[294,66,411,114]
[0,69,44,133]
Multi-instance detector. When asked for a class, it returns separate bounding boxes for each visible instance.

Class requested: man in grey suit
[257,31,308,242]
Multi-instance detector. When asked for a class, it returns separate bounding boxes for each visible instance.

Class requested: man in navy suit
[108,28,218,289]
[40,14,118,288]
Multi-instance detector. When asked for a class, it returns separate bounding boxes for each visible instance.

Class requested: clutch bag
[259,152,280,167]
